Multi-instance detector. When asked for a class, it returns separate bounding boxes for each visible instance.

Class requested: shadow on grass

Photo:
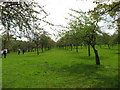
[114,52,120,55]
[59,63,100,75]
[102,48,118,51]
[57,63,118,88]
[72,55,108,61]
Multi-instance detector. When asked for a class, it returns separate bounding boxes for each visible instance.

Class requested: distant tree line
[1,33,55,54]
[56,32,118,49]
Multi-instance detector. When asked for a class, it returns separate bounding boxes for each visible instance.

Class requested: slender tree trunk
[70,44,72,51]
[37,48,39,55]
[7,21,10,41]
[88,44,91,56]
[76,44,78,53]
[74,44,76,49]
[36,44,39,55]
[5,23,10,49]
[108,44,110,49]
[41,44,44,53]
[81,45,82,49]
[91,45,100,65]
[117,18,120,44]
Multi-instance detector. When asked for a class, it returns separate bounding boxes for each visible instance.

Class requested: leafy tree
[93,1,120,43]
[102,33,111,48]
[66,9,103,65]
[96,34,104,48]
[67,12,84,52]
[0,1,49,48]
[40,31,54,52]
[110,33,118,44]
[0,1,55,55]
[2,34,16,50]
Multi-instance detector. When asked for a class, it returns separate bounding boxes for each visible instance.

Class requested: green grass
[2,45,119,88]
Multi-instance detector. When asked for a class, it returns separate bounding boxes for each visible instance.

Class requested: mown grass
[2,45,119,88]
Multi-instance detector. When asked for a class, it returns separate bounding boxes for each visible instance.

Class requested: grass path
[2,47,118,88]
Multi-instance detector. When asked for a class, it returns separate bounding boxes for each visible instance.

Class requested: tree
[66,9,103,65]
[67,12,84,52]
[40,31,52,52]
[0,1,49,47]
[32,32,41,55]
[2,34,16,50]
[0,1,55,55]
[110,33,118,44]
[93,1,120,44]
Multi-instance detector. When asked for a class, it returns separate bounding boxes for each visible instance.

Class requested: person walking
[18,49,21,55]
[22,49,25,54]
[3,49,7,58]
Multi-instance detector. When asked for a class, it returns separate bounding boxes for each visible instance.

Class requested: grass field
[2,45,119,88]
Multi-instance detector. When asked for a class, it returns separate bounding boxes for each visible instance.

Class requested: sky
[0,0,117,41]
[35,0,116,41]
[39,0,96,25]
[37,0,97,41]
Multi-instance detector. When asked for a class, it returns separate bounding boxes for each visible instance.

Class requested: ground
[2,45,119,88]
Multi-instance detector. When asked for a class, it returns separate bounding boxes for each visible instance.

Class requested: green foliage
[2,34,16,49]
[58,8,102,47]
[96,32,119,45]
[0,1,49,39]
[93,1,120,36]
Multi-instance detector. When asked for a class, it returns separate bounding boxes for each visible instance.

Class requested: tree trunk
[81,45,82,49]
[76,44,78,53]
[37,48,39,55]
[70,44,72,51]
[117,18,120,44]
[41,44,44,53]
[7,21,10,41]
[88,44,91,56]
[108,44,110,49]
[36,44,39,55]
[74,44,76,49]
[91,45,100,65]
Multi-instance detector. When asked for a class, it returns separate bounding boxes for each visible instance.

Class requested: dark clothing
[3,50,7,58]
[22,49,25,54]
[18,49,21,55]
[18,51,20,55]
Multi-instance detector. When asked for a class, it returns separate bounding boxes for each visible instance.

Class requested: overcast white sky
[34,0,116,41]
[37,0,97,40]
[39,0,96,25]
